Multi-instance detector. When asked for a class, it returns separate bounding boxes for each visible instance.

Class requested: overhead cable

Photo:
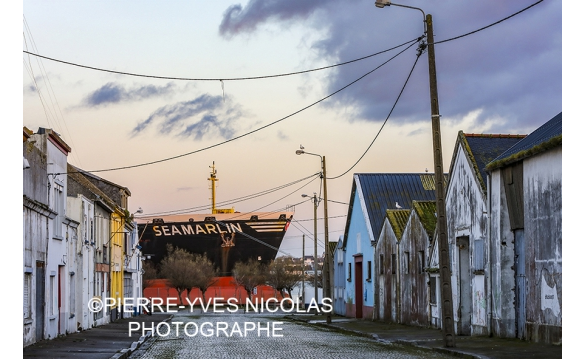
[328,41,423,180]
[47,38,420,176]
[22,38,419,82]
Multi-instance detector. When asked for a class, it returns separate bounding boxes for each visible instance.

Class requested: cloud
[218,0,561,133]
[82,82,175,107]
[130,94,246,141]
[219,0,335,38]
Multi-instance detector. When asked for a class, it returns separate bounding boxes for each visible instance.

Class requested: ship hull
[137,212,292,276]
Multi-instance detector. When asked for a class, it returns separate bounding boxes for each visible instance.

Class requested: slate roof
[452,132,526,192]
[343,173,445,248]
[487,112,562,170]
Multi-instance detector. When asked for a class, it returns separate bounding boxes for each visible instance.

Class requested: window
[391,254,396,274]
[347,263,352,282]
[70,273,75,316]
[367,261,372,281]
[404,252,410,274]
[23,273,32,319]
[52,182,64,238]
[95,272,101,295]
[50,275,55,316]
[124,274,132,299]
[418,251,425,274]
[474,239,485,270]
[379,254,384,275]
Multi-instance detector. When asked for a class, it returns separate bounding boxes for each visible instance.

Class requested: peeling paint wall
[489,146,562,344]
[445,144,489,336]
[523,147,562,344]
[489,169,517,339]
[23,142,51,347]
[399,212,430,326]
[375,219,400,322]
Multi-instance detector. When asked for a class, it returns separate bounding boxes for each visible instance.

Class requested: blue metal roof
[355,173,442,241]
[488,112,562,167]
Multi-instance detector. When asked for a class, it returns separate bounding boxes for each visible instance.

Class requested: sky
[9,0,579,347]
[17,0,564,260]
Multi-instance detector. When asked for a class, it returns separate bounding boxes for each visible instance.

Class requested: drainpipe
[397,241,401,324]
[486,173,492,336]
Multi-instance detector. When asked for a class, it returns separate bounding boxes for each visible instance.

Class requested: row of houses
[330,112,562,345]
[23,126,143,347]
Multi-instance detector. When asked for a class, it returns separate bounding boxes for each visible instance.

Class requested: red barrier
[143,277,287,306]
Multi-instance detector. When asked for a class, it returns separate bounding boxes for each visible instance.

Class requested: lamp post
[298,148,332,324]
[301,193,319,312]
[375,0,456,348]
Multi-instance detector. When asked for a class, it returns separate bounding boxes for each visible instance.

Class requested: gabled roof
[342,173,444,248]
[486,112,562,171]
[449,132,526,192]
[412,201,437,238]
[67,164,118,214]
[385,209,411,240]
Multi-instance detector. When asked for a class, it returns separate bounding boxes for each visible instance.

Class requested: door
[457,236,471,335]
[354,256,363,318]
[35,261,45,340]
[514,229,526,339]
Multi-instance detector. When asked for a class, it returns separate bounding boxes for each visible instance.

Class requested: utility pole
[426,14,456,348]
[322,156,331,324]
[302,234,305,309]
[313,193,318,313]
[374,1,456,347]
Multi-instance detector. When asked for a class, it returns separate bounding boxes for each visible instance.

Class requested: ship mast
[209,162,218,213]
[208,162,234,214]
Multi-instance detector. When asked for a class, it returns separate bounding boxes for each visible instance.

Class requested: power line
[47,38,419,176]
[23,16,84,168]
[22,38,419,82]
[138,172,319,216]
[433,0,544,45]
[328,41,423,180]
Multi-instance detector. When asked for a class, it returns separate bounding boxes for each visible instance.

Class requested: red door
[355,256,363,318]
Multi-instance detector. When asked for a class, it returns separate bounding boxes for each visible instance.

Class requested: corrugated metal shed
[487,112,562,169]
[356,173,443,241]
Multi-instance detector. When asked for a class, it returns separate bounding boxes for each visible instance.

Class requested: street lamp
[375,0,456,347]
[297,147,332,324]
[301,193,320,312]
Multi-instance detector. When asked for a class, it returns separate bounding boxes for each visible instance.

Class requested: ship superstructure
[137,163,293,276]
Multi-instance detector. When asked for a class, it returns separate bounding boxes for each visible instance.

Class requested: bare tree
[142,260,158,292]
[192,253,218,304]
[160,244,198,306]
[266,256,304,299]
[232,259,265,300]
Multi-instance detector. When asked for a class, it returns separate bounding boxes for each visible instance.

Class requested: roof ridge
[463,133,527,138]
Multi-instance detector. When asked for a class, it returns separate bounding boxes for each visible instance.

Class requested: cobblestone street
[130,311,453,359]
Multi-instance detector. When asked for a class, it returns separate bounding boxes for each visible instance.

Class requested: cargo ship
[136,163,293,276]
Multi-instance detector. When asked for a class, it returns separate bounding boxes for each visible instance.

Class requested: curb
[109,315,174,359]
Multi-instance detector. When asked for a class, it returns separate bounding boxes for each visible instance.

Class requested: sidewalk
[285,314,562,359]
[23,313,172,359]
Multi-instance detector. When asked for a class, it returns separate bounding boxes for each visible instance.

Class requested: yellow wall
[110,213,124,307]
